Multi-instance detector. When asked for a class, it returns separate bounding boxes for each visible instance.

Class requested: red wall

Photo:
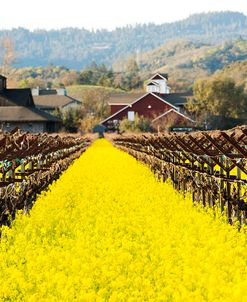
[104,94,172,125]
[110,104,126,115]
[153,111,193,128]
[152,75,163,80]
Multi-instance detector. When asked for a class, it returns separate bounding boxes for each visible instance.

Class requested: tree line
[187,76,247,129]
[7,60,141,91]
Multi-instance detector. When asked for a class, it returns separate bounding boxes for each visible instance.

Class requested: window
[128,111,135,121]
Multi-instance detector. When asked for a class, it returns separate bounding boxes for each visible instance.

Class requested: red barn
[101,73,194,131]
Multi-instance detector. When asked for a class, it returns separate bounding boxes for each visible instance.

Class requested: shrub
[119,115,154,133]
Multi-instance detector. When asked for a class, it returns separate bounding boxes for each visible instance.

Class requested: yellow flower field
[1,139,247,301]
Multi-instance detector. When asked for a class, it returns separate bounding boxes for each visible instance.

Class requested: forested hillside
[133,39,247,90]
[0,11,246,69]
[213,59,247,90]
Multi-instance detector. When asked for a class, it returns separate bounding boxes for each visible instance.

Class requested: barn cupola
[0,75,7,93]
[146,73,171,94]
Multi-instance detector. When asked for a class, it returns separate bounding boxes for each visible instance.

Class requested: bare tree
[1,36,16,76]
[79,88,110,133]
[82,88,110,119]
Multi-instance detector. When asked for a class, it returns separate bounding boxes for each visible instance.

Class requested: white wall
[31,88,39,96]
[147,85,159,93]
[155,79,167,94]
[146,79,170,94]
[57,88,67,96]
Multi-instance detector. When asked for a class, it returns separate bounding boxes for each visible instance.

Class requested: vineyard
[0,128,91,226]
[1,129,247,300]
[1,139,247,301]
[113,126,247,226]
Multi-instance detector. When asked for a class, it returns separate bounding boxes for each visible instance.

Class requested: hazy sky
[1,0,247,30]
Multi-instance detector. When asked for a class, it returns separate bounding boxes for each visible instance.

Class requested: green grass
[67,85,125,100]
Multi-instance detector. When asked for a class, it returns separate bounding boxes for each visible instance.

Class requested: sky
[1,0,247,31]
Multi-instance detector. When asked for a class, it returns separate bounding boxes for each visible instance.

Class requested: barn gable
[152,109,195,130]
[146,73,170,94]
[149,73,169,81]
[101,93,176,126]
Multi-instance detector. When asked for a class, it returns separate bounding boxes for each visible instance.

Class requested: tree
[119,115,154,133]
[187,77,247,127]
[79,116,101,134]
[124,57,142,90]
[79,70,94,85]
[79,63,114,87]
[126,57,139,74]
[81,88,110,119]
[18,77,47,88]
[78,88,110,133]
[62,108,83,133]
[1,37,16,76]
[59,71,80,86]
[0,36,17,83]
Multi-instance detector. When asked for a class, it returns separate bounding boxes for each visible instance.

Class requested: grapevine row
[0,128,91,225]
[113,126,247,225]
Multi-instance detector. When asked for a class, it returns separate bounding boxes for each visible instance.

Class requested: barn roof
[34,95,81,109]
[108,92,144,105]
[149,73,169,81]
[0,106,61,122]
[108,92,192,106]
[157,92,192,106]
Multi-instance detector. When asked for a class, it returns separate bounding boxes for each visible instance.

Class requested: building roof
[159,73,169,79]
[109,92,192,106]
[0,106,61,122]
[108,92,145,105]
[149,73,169,81]
[33,95,81,109]
[157,92,192,106]
[147,81,159,86]
[0,89,34,107]
[38,89,57,95]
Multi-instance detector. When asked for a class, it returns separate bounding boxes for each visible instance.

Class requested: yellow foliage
[0,139,247,301]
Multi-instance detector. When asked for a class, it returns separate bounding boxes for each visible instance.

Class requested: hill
[210,59,247,90]
[132,39,247,91]
[0,11,247,69]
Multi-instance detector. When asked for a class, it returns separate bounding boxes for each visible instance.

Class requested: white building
[146,73,171,94]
